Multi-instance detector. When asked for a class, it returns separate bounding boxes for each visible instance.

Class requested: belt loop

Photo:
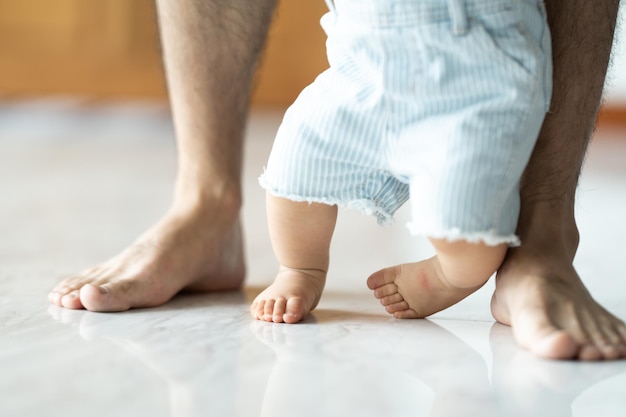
[448,0,468,36]
[324,0,337,13]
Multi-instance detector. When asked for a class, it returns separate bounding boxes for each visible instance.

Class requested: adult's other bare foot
[48,206,245,312]
[491,205,626,361]
[495,0,625,361]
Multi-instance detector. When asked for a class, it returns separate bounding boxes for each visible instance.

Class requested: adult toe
[79,282,135,312]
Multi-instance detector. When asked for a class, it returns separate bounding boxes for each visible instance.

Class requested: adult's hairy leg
[49,0,278,311]
[491,0,626,360]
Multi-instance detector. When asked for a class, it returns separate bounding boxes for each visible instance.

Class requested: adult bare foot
[367,257,485,319]
[491,205,626,361]
[50,0,279,312]
[48,205,245,312]
[250,268,325,324]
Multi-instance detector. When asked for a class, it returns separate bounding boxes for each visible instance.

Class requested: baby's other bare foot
[251,268,325,324]
[367,257,485,319]
[48,205,245,312]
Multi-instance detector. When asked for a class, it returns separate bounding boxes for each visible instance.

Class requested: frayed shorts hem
[407,224,520,247]
[261,176,520,246]
[260,178,395,226]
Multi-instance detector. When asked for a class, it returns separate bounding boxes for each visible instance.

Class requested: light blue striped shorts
[260,0,552,246]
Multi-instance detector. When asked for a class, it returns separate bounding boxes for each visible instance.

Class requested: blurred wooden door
[0,0,328,105]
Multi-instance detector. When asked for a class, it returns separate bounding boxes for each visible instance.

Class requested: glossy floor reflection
[1,101,626,417]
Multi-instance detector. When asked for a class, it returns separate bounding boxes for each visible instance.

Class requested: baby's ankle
[430,242,506,290]
[429,256,486,290]
[278,266,327,282]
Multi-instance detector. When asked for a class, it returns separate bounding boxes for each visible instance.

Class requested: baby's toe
[393,309,419,319]
[283,297,307,324]
[272,298,287,323]
[251,300,265,320]
[380,293,404,306]
[385,301,410,314]
[263,298,276,321]
[373,283,399,299]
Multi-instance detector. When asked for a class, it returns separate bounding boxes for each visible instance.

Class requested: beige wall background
[0,0,328,106]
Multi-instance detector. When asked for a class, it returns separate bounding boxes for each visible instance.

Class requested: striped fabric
[260,0,551,246]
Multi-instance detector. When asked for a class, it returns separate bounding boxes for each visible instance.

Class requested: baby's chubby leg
[368,239,507,318]
[251,194,338,323]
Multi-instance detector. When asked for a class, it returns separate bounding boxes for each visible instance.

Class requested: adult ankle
[171,181,242,224]
[515,199,580,261]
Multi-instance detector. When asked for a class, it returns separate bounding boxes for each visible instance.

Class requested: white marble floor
[1,100,626,417]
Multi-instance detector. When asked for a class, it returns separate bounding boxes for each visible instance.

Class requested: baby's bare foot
[251,268,326,324]
[367,257,485,319]
[48,207,245,312]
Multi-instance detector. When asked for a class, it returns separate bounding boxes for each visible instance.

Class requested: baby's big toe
[283,297,308,324]
[367,267,396,290]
